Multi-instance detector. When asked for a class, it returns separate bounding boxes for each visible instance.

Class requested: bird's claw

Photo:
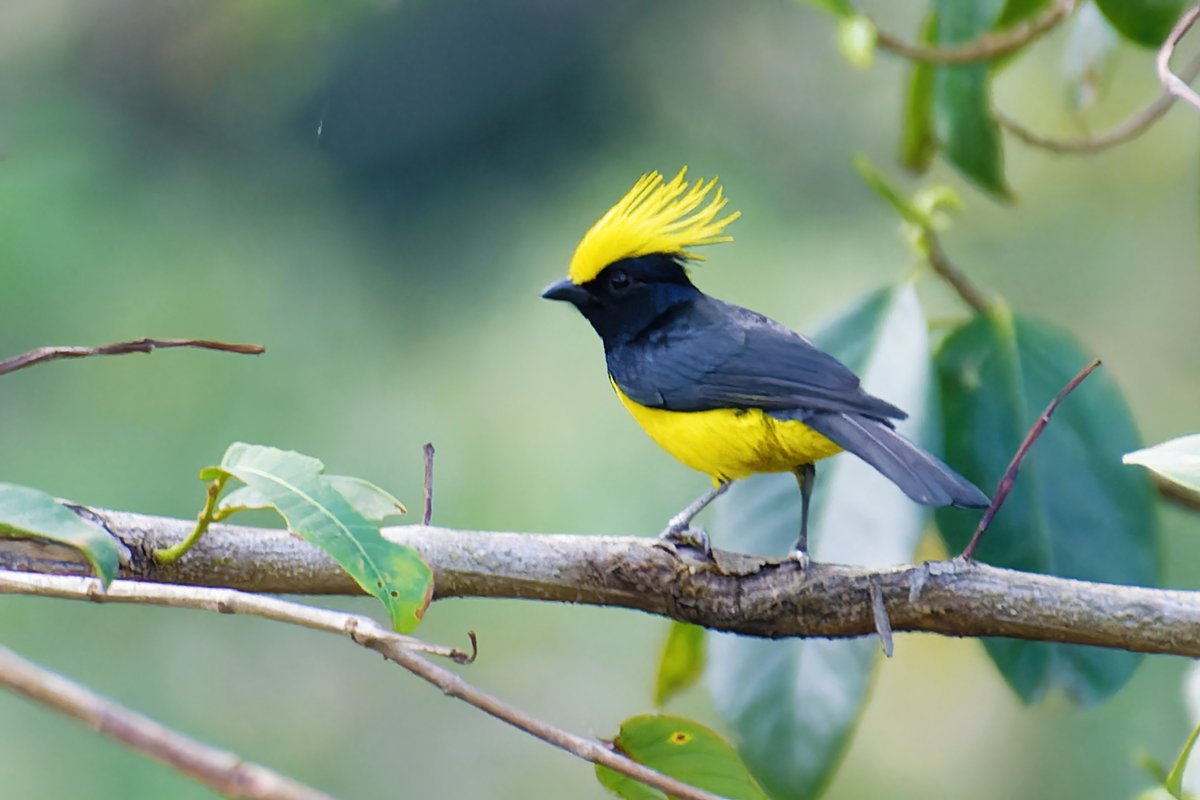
[788,549,811,571]
[657,524,713,558]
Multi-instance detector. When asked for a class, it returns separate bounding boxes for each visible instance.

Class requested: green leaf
[935,306,1160,704]
[324,475,408,522]
[222,475,407,522]
[1166,721,1200,797]
[837,15,877,69]
[854,154,930,228]
[795,0,855,20]
[205,443,432,632]
[709,284,939,799]
[1125,435,1200,494]
[900,13,940,172]
[654,622,707,707]
[0,483,120,586]
[1094,0,1188,48]
[933,0,1014,200]
[595,715,769,800]
[994,0,1051,29]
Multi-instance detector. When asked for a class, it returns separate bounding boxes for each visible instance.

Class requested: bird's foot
[656,524,713,558]
[788,548,811,571]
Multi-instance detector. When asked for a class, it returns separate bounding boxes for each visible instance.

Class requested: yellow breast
[610,379,843,483]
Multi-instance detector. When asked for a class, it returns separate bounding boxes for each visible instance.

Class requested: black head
[542,254,700,347]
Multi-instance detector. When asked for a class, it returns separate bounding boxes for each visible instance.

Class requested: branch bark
[3,507,1198,657]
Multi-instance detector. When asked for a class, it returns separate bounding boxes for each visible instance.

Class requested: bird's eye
[608,269,631,292]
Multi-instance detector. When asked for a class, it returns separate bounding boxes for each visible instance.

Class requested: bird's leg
[659,480,731,555]
[792,463,816,567]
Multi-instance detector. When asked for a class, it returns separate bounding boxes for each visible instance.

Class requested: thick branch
[3,507,1198,656]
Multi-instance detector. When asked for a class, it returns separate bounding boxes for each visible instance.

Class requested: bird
[541,168,989,560]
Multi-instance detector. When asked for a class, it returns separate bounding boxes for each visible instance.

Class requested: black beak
[541,278,592,308]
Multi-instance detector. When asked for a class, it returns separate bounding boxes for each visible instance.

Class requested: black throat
[574,254,702,350]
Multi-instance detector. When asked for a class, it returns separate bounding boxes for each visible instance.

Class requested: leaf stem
[156,476,228,564]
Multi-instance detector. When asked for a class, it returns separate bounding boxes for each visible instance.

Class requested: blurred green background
[1,1,1198,797]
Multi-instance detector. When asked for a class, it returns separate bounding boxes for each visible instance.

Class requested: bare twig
[924,229,992,315]
[1157,4,1200,113]
[961,359,1102,560]
[873,0,1077,64]
[6,509,1200,656]
[0,644,332,800]
[422,443,435,526]
[998,52,1200,154]
[0,571,725,800]
[0,338,265,377]
[0,571,470,662]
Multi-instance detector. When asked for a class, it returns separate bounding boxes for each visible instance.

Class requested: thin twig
[422,443,435,526]
[998,51,1200,154]
[0,338,265,377]
[873,0,1077,64]
[1157,4,1200,113]
[0,571,724,800]
[0,644,332,800]
[961,359,1102,560]
[924,229,992,315]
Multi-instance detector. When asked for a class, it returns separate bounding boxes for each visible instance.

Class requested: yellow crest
[567,168,741,285]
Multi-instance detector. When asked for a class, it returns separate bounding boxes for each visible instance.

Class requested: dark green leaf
[935,307,1160,704]
[1094,0,1188,47]
[0,483,120,586]
[709,284,938,799]
[595,715,769,800]
[204,443,433,632]
[654,622,706,707]
[900,13,940,172]
[934,0,1014,200]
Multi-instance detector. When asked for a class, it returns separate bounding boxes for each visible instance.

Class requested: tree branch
[0,644,333,800]
[873,0,1078,65]
[3,507,1199,656]
[0,570,725,800]
[1157,3,1200,113]
[0,338,265,377]
[997,51,1200,154]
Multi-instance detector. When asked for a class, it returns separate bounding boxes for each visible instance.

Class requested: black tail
[805,412,990,509]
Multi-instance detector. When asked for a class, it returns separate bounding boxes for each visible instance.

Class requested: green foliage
[0,483,119,586]
[709,284,937,799]
[596,714,769,800]
[654,622,707,707]
[202,443,432,633]
[935,306,1160,704]
[1093,0,1189,47]
[900,14,939,172]
[1125,436,1200,495]
[933,0,1013,200]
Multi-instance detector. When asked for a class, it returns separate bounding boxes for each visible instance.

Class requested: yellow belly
[611,380,843,483]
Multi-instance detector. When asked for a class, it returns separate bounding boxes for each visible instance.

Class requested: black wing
[606,295,906,420]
